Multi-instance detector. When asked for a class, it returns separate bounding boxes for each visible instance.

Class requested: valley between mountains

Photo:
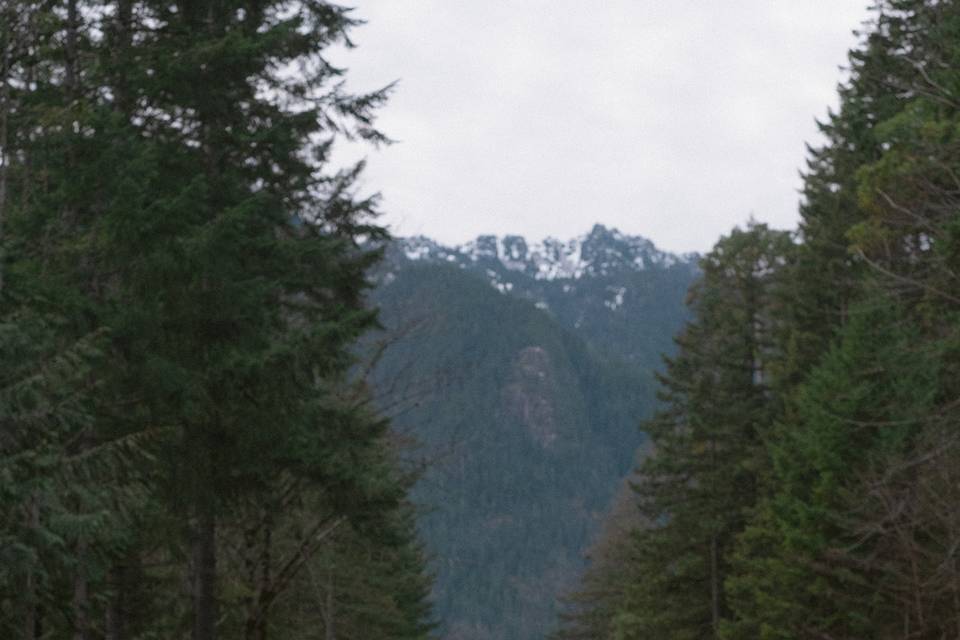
[368,225,698,640]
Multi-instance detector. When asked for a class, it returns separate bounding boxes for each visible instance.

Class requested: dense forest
[3,1,960,639]
[370,230,695,639]
[0,1,432,638]
[554,2,960,638]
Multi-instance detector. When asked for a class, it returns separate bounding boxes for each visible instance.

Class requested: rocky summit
[379,225,699,365]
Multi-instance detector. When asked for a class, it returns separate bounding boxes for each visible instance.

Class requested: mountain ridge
[379,224,699,367]
[388,224,698,284]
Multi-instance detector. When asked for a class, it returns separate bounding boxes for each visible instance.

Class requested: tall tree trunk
[61,0,79,234]
[0,6,11,296]
[952,561,960,640]
[105,560,126,640]
[709,433,722,636]
[192,508,218,640]
[73,537,89,640]
[24,571,37,639]
[710,533,720,635]
[325,562,335,640]
[113,0,132,115]
[255,516,271,640]
[23,570,34,639]
[65,0,79,96]
[244,511,273,640]
[24,497,40,639]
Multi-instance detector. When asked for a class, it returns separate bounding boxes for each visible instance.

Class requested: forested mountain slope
[368,228,697,639]
[388,224,698,365]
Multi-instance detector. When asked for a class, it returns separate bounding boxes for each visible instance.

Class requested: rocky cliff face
[502,346,560,448]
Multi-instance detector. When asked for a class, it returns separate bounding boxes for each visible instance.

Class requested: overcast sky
[331,1,873,254]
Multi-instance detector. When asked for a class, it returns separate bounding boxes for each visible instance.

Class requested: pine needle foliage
[0,1,433,638]
[556,3,960,638]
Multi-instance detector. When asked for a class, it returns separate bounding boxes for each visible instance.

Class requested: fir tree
[0,2,433,638]
[611,223,792,639]
[723,302,937,639]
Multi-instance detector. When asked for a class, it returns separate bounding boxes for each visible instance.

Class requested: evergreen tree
[723,302,937,639]
[724,5,960,638]
[782,2,915,381]
[0,2,433,638]
[610,223,792,639]
[557,4,960,639]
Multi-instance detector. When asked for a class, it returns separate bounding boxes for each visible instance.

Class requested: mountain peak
[587,223,613,238]
[392,225,696,281]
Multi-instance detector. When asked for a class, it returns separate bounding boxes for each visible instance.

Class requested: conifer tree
[780,2,914,381]
[0,2,433,638]
[557,4,960,639]
[610,224,792,639]
[723,5,960,638]
[723,302,937,639]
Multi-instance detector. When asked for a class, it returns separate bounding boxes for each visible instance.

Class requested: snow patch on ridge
[393,225,697,286]
[604,286,626,311]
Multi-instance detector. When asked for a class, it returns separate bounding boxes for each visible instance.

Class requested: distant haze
[331,1,873,254]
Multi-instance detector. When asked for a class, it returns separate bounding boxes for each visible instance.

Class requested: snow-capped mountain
[391,224,697,283]
[379,224,699,365]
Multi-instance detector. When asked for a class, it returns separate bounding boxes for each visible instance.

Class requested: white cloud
[331,1,872,253]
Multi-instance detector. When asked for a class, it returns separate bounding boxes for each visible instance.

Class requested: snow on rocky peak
[396,224,695,281]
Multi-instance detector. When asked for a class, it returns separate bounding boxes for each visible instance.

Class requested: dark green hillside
[370,263,654,640]
[532,265,695,367]
[387,225,697,368]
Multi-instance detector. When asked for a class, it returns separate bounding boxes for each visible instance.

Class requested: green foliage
[560,3,960,639]
[603,223,793,640]
[0,1,432,638]
[723,302,937,639]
